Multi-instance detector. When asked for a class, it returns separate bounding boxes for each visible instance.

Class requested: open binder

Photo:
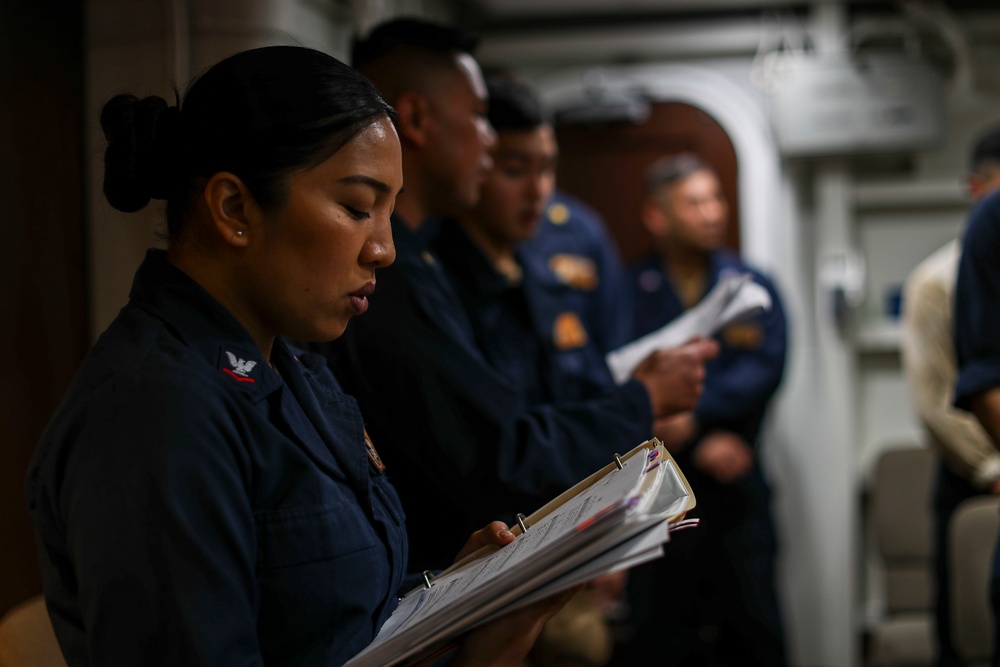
[343,438,698,667]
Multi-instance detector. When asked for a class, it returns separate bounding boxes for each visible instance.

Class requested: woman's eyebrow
[339,174,400,195]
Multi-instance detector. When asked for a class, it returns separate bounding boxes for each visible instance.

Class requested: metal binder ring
[422,570,434,589]
[613,453,624,470]
[516,513,529,533]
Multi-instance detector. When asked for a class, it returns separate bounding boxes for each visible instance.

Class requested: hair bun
[100,94,181,212]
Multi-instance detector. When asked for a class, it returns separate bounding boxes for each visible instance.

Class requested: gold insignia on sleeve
[548,254,599,291]
[547,203,570,225]
[553,312,589,350]
[363,428,386,474]
[722,323,764,349]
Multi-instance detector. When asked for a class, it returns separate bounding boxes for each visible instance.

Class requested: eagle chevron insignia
[225,351,258,377]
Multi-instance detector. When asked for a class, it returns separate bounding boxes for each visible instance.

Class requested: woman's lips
[348,295,368,315]
[349,282,375,315]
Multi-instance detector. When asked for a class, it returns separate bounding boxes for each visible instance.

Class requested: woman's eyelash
[345,206,370,220]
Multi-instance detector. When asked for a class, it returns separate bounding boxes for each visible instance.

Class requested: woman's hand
[444,522,580,666]
[586,570,627,611]
[448,585,583,667]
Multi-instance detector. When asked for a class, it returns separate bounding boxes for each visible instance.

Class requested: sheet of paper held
[605,272,772,384]
[343,444,667,667]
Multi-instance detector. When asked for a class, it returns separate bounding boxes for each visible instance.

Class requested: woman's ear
[394,91,430,148]
[202,172,254,247]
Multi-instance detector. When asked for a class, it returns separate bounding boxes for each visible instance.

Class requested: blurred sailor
[902,123,1000,667]
[522,188,633,384]
[625,152,788,667]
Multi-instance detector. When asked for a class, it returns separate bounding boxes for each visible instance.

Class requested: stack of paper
[343,439,696,667]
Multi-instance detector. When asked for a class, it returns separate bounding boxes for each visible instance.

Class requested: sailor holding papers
[624,153,789,667]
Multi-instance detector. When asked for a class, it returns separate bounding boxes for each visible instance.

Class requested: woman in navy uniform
[25,46,569,667]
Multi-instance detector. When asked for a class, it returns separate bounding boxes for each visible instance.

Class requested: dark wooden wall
[0,0,87,615]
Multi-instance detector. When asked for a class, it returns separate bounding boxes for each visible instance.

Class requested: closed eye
[344,205,370,220]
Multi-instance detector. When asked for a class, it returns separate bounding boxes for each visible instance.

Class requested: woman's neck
[166,243,275,364]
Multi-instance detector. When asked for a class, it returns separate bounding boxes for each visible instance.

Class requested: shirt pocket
[254,503,388,662]
[255,502,378,570]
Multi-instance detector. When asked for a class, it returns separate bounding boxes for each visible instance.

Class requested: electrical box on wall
[767,53,945,157]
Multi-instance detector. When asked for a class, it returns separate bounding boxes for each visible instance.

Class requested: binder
[343,438,697,667]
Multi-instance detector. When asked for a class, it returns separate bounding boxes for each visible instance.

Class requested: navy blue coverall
[625,249,789,667]
[27,250,408,666]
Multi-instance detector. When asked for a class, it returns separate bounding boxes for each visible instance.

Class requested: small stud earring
[235,230,244,237]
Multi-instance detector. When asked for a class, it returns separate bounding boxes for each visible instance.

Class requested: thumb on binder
[453,521,517,563]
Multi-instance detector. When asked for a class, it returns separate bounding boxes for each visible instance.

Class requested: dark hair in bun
[101,95,181,213]
[100,45,396,236]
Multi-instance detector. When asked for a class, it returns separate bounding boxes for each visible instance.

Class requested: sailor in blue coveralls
[428,73,724,666]
[520,189,633,395]
[624,153,788,667]
[26,46,568,667]
[953,188,1000,667]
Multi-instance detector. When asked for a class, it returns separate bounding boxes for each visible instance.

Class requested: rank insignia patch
[222,350,258,383]
[553,312,589,350]
[549,254,598,291]
[547,202,570,225]
[722,323,764,349]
